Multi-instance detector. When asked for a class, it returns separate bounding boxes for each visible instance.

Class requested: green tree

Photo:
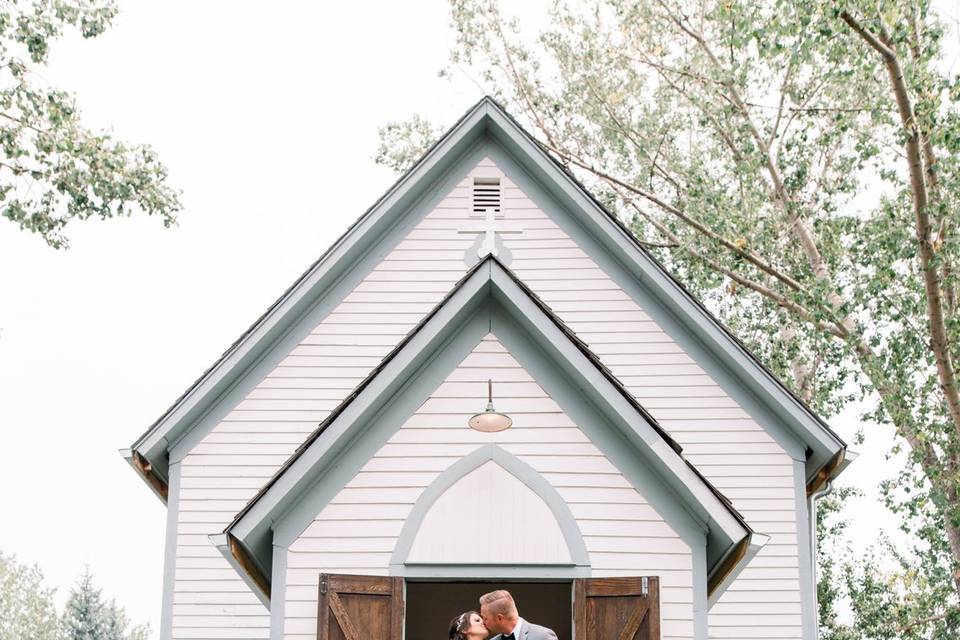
[0,551,61,640]
[379,0,960,633]
[0,0,180,248]
[62,569,148,640]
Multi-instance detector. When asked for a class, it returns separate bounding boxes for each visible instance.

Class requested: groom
[479,589,558,640]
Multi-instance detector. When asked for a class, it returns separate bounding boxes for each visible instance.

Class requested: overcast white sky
[0,0,936,635]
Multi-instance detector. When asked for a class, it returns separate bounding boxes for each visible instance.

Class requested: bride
[448,611,489,640]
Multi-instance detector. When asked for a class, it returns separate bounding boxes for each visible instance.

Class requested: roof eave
[224,257,751,594]
[126,98,499,476]
[119,448,168,503]
[209,533,271,608]
[707,532,771,607]
[480,99,845,471]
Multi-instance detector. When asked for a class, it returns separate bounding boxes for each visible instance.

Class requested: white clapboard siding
[174,157,803,640]
[284,335,695,640]
[171,174,479,639]
[495,177,802,639]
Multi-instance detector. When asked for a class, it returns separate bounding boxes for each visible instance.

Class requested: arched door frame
[389,444,591,578]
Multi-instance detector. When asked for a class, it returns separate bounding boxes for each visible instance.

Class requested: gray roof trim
[478,99,845,475]
[128,95,844,499]
[224,257,751,593]
[128,98,492,484]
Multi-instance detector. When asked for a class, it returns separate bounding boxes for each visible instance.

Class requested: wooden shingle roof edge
[123,95,848,503]
[123,97,496,496]
[218,255,761,605]
[483,97,847,474]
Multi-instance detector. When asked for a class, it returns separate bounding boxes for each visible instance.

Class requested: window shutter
[317,574,404,640]
[573,577,661,640]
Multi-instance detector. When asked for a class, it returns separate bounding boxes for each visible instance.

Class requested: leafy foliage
[0,552,148,640]
[0,0,180,248]
[380,0,960,633]
[818,487,960,639]
[0,551,61,640]
[375,114,444,175]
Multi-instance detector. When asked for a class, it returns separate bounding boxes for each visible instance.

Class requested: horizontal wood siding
[285,335,694,640]
[172,157,804,640]
[170,163,490,639]
[496,178,803,639]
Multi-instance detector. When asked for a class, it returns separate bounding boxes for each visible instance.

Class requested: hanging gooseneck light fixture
[468,379,512,432]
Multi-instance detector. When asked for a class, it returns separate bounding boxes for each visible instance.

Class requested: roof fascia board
[165,140,491,467]
[266,296,710,553]
[706,532,770,606]
[251,311,493,572]
[481,102,843,472]
[209,533,270,608]
[229,266,493,546]
[132,101,492,474]
[486,270,746,560]
[478,142,806,465]
[228,259,748,580]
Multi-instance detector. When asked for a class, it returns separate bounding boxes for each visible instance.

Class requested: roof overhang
[124,96,845,504]
[477,100,846,483]
[217,257,754,604]
[124,98,496,494]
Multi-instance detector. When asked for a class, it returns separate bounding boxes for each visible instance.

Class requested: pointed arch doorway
[392,444,584,640]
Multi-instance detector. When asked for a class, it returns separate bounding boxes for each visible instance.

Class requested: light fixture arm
[468,378,512,432]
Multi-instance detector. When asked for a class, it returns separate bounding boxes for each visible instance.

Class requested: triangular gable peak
[123,97,844,502]
[213,257,761,606]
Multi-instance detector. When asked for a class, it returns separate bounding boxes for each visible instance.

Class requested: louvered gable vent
[473,177,501,215]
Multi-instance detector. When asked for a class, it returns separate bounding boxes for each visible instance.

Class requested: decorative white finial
[458,207,523,259]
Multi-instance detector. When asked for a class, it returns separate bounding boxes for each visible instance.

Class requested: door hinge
[641,576,649,597]
[320,576,327,595]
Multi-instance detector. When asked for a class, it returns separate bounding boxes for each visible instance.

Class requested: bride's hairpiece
[449,611,475,640]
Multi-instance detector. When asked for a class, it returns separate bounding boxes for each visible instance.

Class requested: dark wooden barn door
[573,577,661,640]
[317,574,403,640]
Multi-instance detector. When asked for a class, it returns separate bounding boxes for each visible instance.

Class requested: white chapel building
[123,98,850,640]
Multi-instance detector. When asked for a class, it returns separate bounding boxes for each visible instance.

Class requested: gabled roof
[214,256,763,605]
[124,95,845,501]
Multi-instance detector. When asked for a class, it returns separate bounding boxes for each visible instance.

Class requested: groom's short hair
[479,590,518,618]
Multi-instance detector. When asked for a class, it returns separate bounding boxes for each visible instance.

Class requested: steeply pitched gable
[124,98,845,504]
[213,257,764,606]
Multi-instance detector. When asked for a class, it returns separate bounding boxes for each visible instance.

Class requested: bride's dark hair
[448,610,478,640]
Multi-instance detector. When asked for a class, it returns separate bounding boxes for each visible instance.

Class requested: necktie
[504,635,515,640]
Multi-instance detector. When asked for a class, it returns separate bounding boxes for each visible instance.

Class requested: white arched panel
[406,460,572,564]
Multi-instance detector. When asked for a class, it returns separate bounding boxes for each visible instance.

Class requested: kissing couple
[449,589,558,640]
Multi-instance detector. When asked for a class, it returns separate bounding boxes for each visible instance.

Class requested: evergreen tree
[62,569,149,640]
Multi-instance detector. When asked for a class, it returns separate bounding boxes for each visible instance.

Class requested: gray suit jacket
[492,619,558,640]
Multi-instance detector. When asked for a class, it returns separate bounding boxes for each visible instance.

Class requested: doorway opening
[405,581,572,640]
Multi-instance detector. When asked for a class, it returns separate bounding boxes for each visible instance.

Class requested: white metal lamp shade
[468,379,512,432]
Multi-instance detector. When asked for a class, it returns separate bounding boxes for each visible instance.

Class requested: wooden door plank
[615,603,647,640]
[317,573,403,640]
[574,576,660,640]
[327,591,362,640]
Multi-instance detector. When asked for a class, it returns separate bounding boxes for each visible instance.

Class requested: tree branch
[842,8,960,598]
[538,139,818,298]
[622,195,845,337]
